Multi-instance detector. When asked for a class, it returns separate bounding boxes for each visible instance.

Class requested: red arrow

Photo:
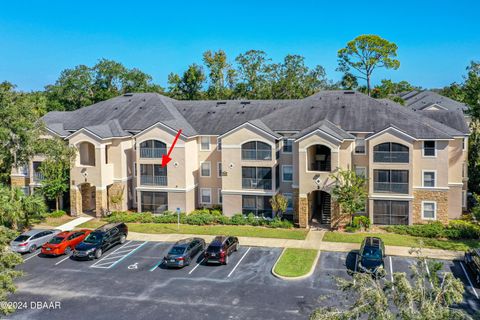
[161,129,182,167]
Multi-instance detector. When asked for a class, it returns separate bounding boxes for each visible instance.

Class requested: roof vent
[216,101,226,106]
[343,91,355,94]
[123,93,133,97]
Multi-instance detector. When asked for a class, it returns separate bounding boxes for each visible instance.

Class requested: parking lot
[7,241,480,320]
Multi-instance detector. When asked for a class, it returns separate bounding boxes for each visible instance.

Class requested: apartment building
[10,91,470,228]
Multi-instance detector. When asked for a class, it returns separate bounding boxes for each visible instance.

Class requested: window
[282,165,293,182]
[283,139,293,153]
[33,161,44,182]
[105,145,109,164]
[241,141,272,160]
[354,137,366,154]
[139,140,167,158]
[140,164,167,186]
[307,145,331,171]
[423,141,436,157]
[200,137,210,151]
[373,170,409,194]
[18,165,29,176]
[217,162,222,178]
[422,201,436,220]
[373,142,409,163]
[79,142,96,166]
[284,193,293,214]
[242,167,272,190]
[422,171,436,187]
[133,162,137,176]
[217,138,222,151]
[242,195,272,218]
[218,189,222,204]
[21,187,29,196]
[200,188,212,204]
[200,162,211,177]
[141,191,168,213]
[355,166,367,178]
[373,200,409,225]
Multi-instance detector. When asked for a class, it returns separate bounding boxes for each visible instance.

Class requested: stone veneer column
[11,176,29,187]
[69,187,81,217]
[293,189,299,225]
[107,182,128,212]
[95,189,107,218]
[412,190,449,224]
[298,194,309,228]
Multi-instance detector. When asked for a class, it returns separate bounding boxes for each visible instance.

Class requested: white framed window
[200,162,211,177]
[422,170,436,187]
[18,165,29,176]
[422,201,437,220]
[284,193,293,213]
[200,188,212,204]
[217,162,222,178]
[354,166,367,178]
[200,137,211,151]
[462,190,467,208]
[282,165,293,182]
[354,137,366,154]
[218,188,222,204]
[282,139,293,153]
[423,141,436,157]
[133,162,137,176]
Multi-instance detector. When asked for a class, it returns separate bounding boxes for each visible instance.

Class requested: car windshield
[49,236,65,244]
[83,232,103,244]
[207,245,221,253]
[14,235,30,242]
[361,246,382,260]
[169,246,186,255]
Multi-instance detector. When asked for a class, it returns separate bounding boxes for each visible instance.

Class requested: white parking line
[227,247,251,278]
[424,260,433,287]
[188,258,205,275]
[55,255,72,266]
[24,252,40,262]
[460,261,479,299]
[90,241,146,269]
[389,256,394,290]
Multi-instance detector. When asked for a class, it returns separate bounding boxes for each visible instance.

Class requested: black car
[464,249,480,285]
[357,237,386,278]
[163,238,206,268]
[73,223,128,260]
[204,236,239,265]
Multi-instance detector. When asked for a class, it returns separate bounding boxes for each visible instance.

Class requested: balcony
[242,208,273,218]
[33,171,44,182]
[374,182,409,194]
[373,151,409,163]
[241,149,272,161]
[140,175,167,186]
[242,178,272,190]
[140,148,167,159]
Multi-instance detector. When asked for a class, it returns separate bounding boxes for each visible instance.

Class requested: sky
[0,0,479,92]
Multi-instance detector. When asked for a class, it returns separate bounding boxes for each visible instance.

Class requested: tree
[370,79,419,99]
[269,193,288,219]
[203,50,235,99]
[0,185,46,230]
[234,50,270,99]
[339,73,359,90]
[330,169,367,223]
[0,82,43,184]
[121,68,163,94]
[310,249,470,320]
[0,226,23,315]
[167,64,206,100]
[38,137,76,211]
[337,35,400,96]
[468,120,480,194]
[92,58,127,101]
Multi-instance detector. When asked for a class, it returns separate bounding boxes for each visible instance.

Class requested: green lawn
[273,248,318,277]
[323,231,480,251]
[77,221,308,240]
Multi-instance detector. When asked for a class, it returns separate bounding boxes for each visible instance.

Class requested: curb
[271,248,321,281]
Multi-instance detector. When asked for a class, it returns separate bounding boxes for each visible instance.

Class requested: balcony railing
[140,148,167,159]
[373,151,409,163]
[241,149,272,160]
[242,209,273,218]
[140,175,168,186]
[374,182,409,194]
[309,162,331,172]
[33,171,44,182]
[242,178,272,190]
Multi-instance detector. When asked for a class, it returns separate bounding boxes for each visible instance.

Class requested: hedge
[384,220,480,240]
[105,210,294,229]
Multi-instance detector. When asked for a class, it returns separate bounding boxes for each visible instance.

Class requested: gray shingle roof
[291,119,355,141]
[400,90,468,112]
[41,91,469,141]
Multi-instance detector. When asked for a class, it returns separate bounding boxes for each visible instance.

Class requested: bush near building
[384,220,480,240]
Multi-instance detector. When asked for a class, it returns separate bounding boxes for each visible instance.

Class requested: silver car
[10,229,61,253]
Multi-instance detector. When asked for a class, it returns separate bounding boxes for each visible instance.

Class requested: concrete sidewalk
[56,216,93,231]
[127,230,464,261]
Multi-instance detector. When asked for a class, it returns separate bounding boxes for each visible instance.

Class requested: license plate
[76,252,86,256]
[170,259,175,262]
[46,248,51,251]
[210,253,216,257]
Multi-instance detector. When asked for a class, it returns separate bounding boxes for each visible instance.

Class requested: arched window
[241,141,272,160]
[140,140,167,158]
[373,142,409,163]
[79,142,96,166]
[307,145,331,171]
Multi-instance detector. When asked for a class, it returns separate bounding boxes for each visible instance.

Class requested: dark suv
[464,249,480,285]
[357,237,386,278]
[204,236,239,265]
[73,223,128,260]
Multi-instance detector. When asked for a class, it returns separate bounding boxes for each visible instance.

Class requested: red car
[41,229,92,256]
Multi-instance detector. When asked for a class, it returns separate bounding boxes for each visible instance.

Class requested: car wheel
[476,275,480,286]
[119,235,126,244]
[29,245,37,253]
[65,247,72,255]
[224,255,229,265]
[235,243,239,252]
[95,249,103,259]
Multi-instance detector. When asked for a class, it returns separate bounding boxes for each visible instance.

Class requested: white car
[10,229,61,253]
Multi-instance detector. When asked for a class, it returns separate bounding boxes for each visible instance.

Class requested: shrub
[49,210,66,218]
[352,216,370,230]
[345,225,358,233]
[268,218,294,229]
[230,214,247,225]
[384,221,445,238]
[445,220,480,240]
